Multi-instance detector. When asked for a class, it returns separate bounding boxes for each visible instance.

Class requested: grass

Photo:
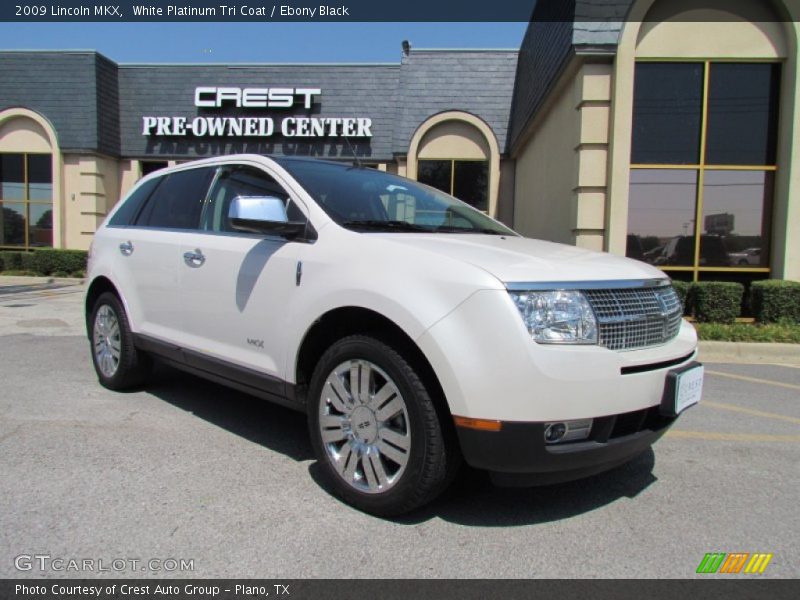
[0,270,85,278]
[0,270,41,277]
[694,321,800,343]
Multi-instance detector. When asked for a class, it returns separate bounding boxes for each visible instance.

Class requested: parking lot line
[706,369,800,392]
[666,430,800,443]
[702,400,800,425]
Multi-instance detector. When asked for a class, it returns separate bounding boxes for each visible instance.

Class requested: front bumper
[457,406,677,486]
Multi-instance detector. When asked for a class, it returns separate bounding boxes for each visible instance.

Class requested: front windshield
[275,159,517,235]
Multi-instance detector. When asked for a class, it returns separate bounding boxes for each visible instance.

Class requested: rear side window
[136,167,216,230]
[108,177,161,227]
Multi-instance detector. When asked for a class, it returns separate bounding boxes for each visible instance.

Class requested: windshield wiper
[433,225,507,235]
[341,220,432,232]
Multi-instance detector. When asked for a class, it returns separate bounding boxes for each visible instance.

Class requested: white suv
[86,154,702,516]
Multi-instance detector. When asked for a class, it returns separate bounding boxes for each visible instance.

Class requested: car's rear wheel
[90,291,151,390]
[307,335,458,516]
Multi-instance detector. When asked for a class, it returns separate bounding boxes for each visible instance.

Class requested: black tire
[307,334,459,517]
[89,291,152,390]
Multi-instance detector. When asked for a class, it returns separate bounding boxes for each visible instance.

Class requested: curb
[699,341,800,365]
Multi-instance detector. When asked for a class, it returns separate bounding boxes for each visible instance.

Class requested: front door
[178,163,306,384]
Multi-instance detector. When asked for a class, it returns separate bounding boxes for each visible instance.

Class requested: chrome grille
[583,285,683,351]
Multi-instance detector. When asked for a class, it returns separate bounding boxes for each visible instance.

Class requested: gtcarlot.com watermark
[14,554,195,573]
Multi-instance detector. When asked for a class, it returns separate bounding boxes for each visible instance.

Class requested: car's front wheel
[89,291,151,390]
[307,335,458,516]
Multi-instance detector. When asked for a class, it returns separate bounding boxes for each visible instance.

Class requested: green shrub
[751,279,800,324]
[692,281,743,323]
[29,249,88,276]
[671,280,692,315]
[0,251,24,271]
[19,252,36,271]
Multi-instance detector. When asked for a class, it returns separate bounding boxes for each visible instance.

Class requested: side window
[135,167,216,230]
[108,176,162,227]
[202,165,305,233]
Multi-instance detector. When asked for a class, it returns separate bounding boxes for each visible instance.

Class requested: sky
[0,22,527,63]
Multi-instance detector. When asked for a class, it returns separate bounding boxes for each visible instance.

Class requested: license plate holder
[660,362,704,417]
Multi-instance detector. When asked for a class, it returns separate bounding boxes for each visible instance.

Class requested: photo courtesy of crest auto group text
[0,0,799,595]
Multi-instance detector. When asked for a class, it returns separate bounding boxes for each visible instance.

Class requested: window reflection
[28,204,53,247]
[627,169,698,266]
[0,202,26,246]
[700,170,772,267]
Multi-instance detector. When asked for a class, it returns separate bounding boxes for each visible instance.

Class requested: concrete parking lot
[0,277,798,578]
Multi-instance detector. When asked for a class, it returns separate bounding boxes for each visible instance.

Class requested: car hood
[373,233,667,284]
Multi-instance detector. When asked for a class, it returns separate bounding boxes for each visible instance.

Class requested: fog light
[544,422,567,443]
[544,419,593,444]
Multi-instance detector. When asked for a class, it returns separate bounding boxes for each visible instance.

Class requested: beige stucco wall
[606,0,799,281]
[62,154,121,250]
[513,61,612,250]
[417,120,490,160]
[0,118,52,153]
[496,158,516,227]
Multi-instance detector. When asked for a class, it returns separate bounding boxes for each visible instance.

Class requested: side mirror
[228,196,307,239]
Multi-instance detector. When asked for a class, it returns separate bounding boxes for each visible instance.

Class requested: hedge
[0,251,24,271]
[0,249,87,276]
[751,279,800,324]
[692,281,744,324]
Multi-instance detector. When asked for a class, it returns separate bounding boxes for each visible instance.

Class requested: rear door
[178,163,305,383]
[106,166,216,342]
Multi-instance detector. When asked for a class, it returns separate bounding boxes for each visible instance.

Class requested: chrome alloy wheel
[93,305,122,378]
[318,360,411,494]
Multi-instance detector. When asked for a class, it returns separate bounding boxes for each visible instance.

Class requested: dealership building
[1,0,799,285]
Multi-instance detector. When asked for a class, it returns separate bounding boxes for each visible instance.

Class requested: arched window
[0,113,56,249]
[407,111,501,216]
[619,0,789,291]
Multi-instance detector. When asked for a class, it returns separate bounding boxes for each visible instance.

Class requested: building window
[0,153,53,248]
[417,159,488,211]
[140,160,169,177]
[627,61,780,283]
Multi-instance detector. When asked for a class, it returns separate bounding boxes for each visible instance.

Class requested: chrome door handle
[119,241,134,256]
[183,249,206,268]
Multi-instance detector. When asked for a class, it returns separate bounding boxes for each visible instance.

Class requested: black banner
[2,580,800,600]
[1,0,798,23]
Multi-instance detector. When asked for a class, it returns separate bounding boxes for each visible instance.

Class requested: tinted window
[417,160,451,195]
[632,63,703,164]
[0,154,25,200]
[108,177,162,227]
[706,63,780,166]
[136,167,215,230]
[141,161,169,176]
[203,165,303,233]
[453,161,488,211]
[626,169,698,267]
[700,170,772,267]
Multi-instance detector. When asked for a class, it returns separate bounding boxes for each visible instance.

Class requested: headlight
[508,290,598,344]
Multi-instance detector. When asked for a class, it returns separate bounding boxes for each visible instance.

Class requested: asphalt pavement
[0,277,797,578]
